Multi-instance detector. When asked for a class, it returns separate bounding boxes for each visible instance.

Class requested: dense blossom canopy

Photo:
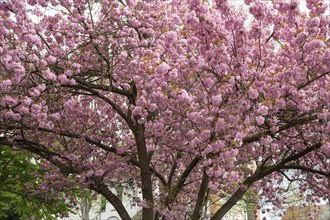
[0,0,329,219]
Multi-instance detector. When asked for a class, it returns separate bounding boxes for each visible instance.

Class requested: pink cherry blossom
[28,88,41,97]
[179,89,193,104]
[248,88,259,100]
[42,70,57,81]
[212,94,222,106]
[257,105,268,116]
[1,79,12,87]
[46,55,57,64]
[256,116,265,125]
[156,63,170,75]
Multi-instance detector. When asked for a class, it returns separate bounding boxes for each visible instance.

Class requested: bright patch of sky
[229,0,330,14]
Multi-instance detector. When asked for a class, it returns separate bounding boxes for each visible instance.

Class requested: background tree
[0,0,329,220]
[0,145,71,219]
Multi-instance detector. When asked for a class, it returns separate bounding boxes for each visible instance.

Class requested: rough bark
[135,124,154,220]
[91,182,132,220]
[191,170,209,220]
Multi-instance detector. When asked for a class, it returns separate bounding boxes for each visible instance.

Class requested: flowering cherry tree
[0,0,329,219]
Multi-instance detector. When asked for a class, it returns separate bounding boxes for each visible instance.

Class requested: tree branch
[67,83,135,129]
[211,142,322,220]
[191,169,209,220]
[170,156,202,204]
[74,77,133,97]
[90,181,132,220]
[282,164,329,178]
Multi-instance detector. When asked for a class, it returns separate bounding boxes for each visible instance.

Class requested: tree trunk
[246,210,257,220]
[80,196,91,220]
[211,184,249,220]
[191,170,209,220]
[135,124,154,220]
[245,192,258,220]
